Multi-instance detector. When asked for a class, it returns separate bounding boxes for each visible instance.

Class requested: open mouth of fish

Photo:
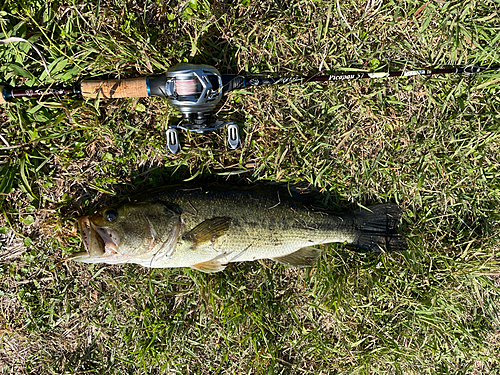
[70,215,120,262]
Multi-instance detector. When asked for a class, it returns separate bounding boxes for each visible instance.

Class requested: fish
[71,185,407,272]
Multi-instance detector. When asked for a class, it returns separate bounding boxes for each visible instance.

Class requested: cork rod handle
[0,86,6,104]
[80,78,149,99]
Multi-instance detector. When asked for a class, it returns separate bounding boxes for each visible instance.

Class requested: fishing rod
[1,63,499,153]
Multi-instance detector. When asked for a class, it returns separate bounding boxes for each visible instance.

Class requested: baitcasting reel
[153,64,241,154]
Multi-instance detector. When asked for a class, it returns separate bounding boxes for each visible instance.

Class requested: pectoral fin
[191,260,227,273]
[272,247,322,267]
[183,217,232,248]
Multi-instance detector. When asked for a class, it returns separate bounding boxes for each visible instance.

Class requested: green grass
[1,0,500,373]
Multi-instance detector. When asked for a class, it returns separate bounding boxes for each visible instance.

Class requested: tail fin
[352,204,407,252]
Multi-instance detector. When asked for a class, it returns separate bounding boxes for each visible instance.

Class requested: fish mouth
[71,215,120,262]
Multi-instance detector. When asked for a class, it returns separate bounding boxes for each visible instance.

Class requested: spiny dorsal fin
[191,260,227,273]
[272,247,322,267]
[182,217,232,248]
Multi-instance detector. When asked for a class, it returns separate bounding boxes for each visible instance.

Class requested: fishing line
[0,37,51,78]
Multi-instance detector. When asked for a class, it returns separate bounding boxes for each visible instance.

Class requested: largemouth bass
[71,185,407,272]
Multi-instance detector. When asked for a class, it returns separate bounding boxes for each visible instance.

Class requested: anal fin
[191,260,227,273]
[272,247,322,267]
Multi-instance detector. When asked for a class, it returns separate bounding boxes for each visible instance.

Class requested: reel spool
[162,64,239,154]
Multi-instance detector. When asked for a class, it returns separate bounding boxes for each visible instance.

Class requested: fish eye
[104,209,118,222]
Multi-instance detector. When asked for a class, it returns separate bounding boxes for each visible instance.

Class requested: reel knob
[227,123,239,150]
[166,127,180,154]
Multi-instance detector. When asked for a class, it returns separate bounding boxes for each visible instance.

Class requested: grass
[1,0,500,373]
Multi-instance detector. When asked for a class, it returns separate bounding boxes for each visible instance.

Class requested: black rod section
[224,65,500,91]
